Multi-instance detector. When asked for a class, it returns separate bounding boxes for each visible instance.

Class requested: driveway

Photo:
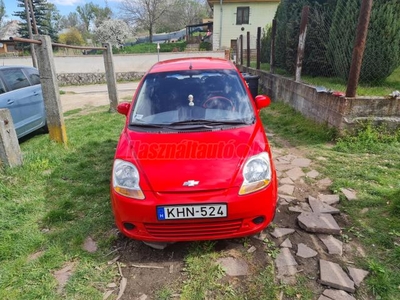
[60,82,139,112]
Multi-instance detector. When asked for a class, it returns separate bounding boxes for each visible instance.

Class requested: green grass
[250,62,400,96]
[114,42,187,54]
[262,102,400,299]
[180,241,279,300]
[0,108,125,299]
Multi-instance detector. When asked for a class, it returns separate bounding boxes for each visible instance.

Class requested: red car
[111,57,277,242]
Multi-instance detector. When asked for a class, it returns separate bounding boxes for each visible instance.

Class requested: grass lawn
[0,108,124,299]
[1,104,400,299]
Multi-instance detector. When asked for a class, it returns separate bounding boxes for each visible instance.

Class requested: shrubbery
[263,0,400,83]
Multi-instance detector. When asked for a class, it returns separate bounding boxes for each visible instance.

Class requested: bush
[199,42,211,51]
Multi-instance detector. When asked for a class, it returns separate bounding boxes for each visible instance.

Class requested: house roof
[207,0,280,6]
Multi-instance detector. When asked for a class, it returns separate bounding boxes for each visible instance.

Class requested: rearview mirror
[255,95,271,110]
[117,102,131,116]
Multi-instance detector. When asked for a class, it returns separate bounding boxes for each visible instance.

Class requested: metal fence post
[240,34,243,66]
[256,27,261,70]
[346,0,373,97]
[103,43,119,113]
[0,109,23,167]
[34,35,68,145]
[295,6,310,82]
[246,31,250,67]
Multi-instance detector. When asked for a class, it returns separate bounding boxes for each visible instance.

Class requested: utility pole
[24,0,37,68]
[28,0,39,34]
[346,0,373,97]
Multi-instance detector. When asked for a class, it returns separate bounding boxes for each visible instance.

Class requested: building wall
[212,1,279,50]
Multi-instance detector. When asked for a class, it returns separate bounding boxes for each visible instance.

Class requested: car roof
[148,57,236,74]
[0,65,37,70]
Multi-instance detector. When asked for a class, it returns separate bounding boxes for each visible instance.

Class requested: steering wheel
[203,96,234,111]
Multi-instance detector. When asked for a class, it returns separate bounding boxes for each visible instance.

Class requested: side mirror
[117,102,131,116]
[255,95,271,110]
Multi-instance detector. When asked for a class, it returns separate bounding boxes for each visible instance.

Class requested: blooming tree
[95,19,129,47]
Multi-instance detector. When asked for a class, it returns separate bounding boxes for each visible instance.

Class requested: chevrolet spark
[111,57,277,242]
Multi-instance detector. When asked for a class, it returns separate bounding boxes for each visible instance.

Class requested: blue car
[0,66,46,139]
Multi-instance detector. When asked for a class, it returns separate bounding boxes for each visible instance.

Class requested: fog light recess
[123,222,135,230]
[252,216,265,224]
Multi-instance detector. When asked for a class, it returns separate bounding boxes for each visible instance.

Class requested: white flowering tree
[95,19,129,47]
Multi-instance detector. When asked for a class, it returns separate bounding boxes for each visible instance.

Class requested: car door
[21,67,46,130]
[0,68,30,137]
[0,67,44,138]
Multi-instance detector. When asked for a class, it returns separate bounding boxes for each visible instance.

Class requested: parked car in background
[111,57,277,243]
[0,66,46,139]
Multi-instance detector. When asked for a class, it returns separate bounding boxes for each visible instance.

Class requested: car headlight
[113,159,145,199]
[239,152,272,195]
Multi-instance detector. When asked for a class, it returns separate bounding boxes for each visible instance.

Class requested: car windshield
[130,69,255,128]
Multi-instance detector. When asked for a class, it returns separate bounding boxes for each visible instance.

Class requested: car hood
[121,125,268,192]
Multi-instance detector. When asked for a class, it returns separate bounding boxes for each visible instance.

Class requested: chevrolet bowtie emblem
[183,180,199,187]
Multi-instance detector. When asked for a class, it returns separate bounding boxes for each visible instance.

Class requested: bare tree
[118,0,170,42]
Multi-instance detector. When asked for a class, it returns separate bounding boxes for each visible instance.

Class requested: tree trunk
[149,26,153,43]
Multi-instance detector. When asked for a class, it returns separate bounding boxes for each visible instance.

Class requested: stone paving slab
[298,213,341,235]
[341,188,357,201]
[286,167,306,181]
[278,184,295,196]
[348,267,369,287]
[318,194,340,205]
[292,158,312,167]
[280,238,293,248]
[271,228,295,238]
[275,163,293,172]
[275,248,298,268]
[289,202,312,213]
[319,235,343,255]
[319,259,355,293]
[216,257,249,276]
[297,243,318,258]
[280,177,294,185]
[309,196,340,215]
[320,289,356,300]
[307,170,320,178]
[278,194,297,203]
[317,178,333,189]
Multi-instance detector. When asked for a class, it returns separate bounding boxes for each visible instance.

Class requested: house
[207,0,280,51]
[0,21,20,54]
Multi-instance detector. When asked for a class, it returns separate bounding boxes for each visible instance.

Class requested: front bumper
[111,183,277,242]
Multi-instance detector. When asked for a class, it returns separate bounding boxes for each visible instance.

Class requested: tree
[156,0,209,33]
[13,0,60,41]
[58,27,85,45]
[59,12,82,31]
[94,19,129,47]
[0,0,6,26]
[118,0,170,42]
[76,2,112,33]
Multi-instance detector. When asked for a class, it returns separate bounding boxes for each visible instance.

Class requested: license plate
[157,204,227,220]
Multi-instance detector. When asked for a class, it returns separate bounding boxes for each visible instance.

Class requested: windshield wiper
[129,122,166,128]
[169,119,250,126]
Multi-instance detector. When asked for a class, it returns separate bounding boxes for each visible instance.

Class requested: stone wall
[240,66,400,131]
[57,72,145,86]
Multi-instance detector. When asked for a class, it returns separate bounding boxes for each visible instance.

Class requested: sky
[3,0,121,20]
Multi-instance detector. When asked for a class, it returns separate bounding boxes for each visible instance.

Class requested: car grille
[144,219,243,239]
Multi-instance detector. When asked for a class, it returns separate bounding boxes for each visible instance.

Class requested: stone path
[253,147,369,298]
